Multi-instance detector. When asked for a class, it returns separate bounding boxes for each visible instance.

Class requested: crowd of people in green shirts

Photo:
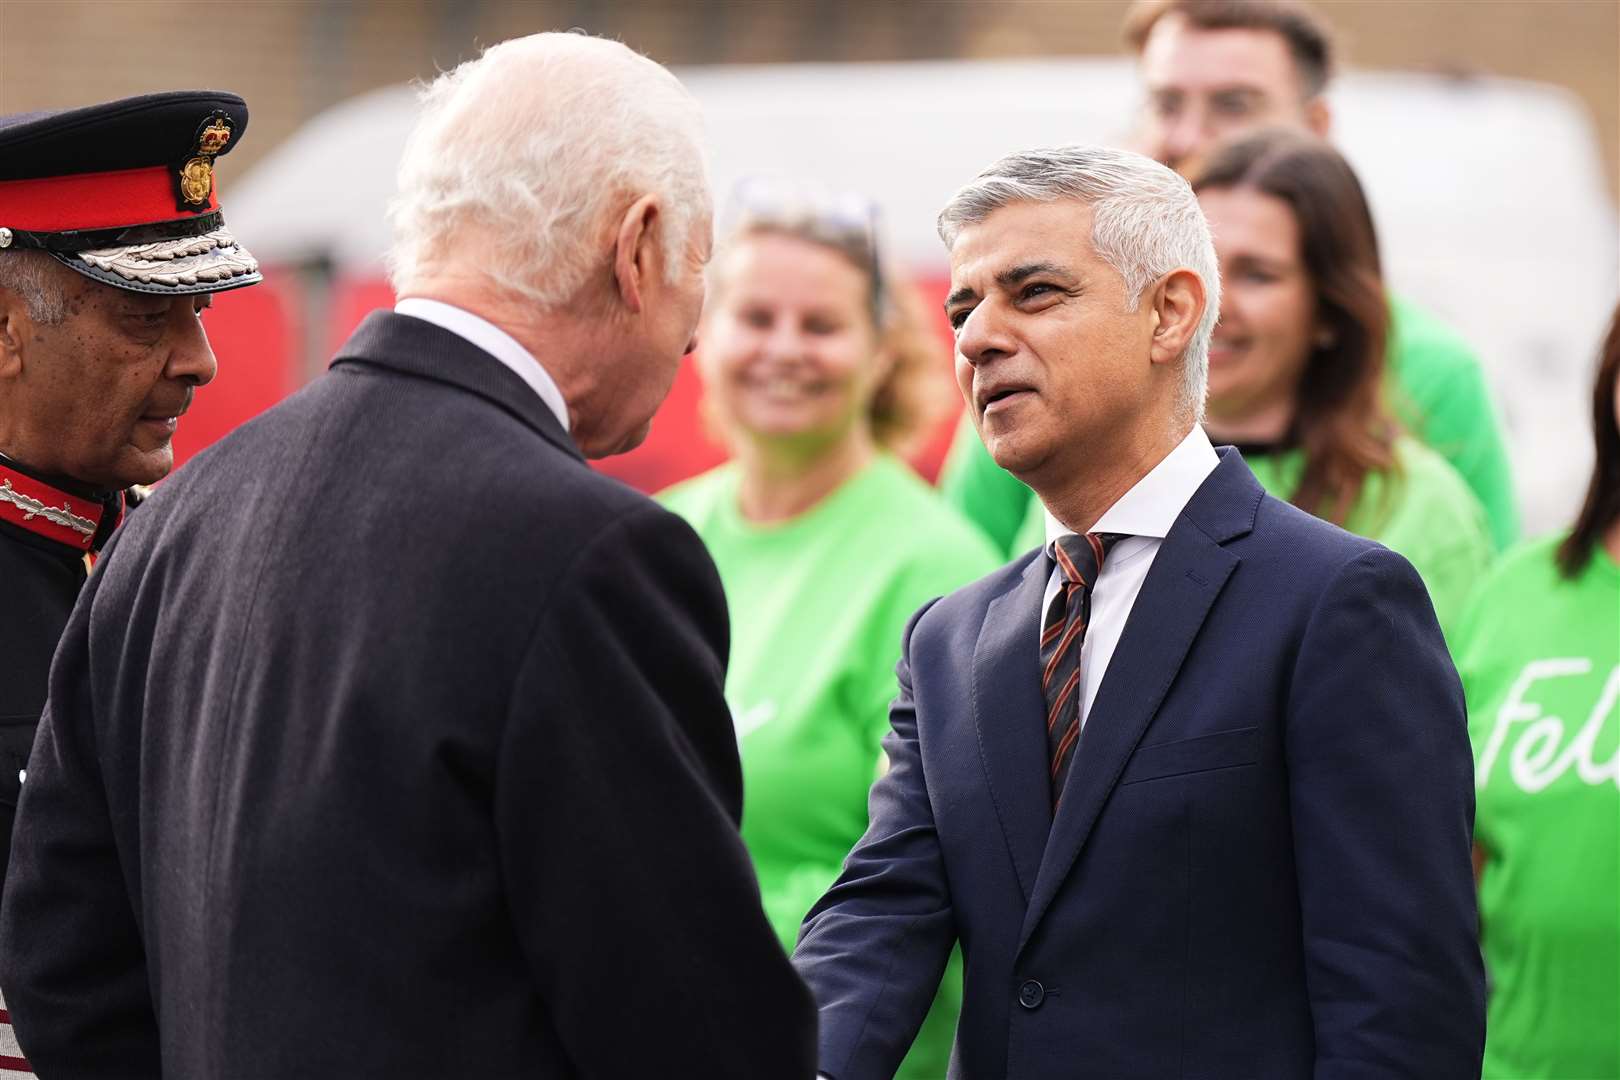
[655,4,1617,1077]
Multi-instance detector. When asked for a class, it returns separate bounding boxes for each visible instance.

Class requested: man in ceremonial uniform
[0,88,257,1078]
[0,90,259,883]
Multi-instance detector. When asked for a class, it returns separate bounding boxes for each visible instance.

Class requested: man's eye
[1150,94,1182,119]
[947,310,969,331]
[1211,94,1257,117]
[1020,283,1056,301]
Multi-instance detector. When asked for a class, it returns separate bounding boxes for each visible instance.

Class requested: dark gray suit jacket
[0,311,816,1078]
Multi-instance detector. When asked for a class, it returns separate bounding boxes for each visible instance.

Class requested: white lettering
[1575,665,1620,788]
[1476,658,1620,793]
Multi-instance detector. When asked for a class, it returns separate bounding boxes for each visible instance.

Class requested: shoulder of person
[1466,533,1566,605]
[906,546,1039,644]
[864,455,1003,569]
[1451,533,1566,650]
[1247,486,1393,582]
[654,462,735,522]
[1391,436,1490,522]
[1388,292,1481,371]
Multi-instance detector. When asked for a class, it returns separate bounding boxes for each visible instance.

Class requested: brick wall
[2,0,1615,199]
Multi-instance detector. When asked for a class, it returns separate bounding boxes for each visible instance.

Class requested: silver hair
[937,145,1220,421]
[0,250,69,325]
[386,32,710,306]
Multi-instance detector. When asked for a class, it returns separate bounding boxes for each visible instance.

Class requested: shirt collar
[393,297,571,434]
[1044,424,1220,545]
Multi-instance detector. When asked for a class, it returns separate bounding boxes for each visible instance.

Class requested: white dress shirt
[1040,425,1220,730]
[393,297,571,433]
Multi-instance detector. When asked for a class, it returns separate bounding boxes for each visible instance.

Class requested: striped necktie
[1040,532,1125,807]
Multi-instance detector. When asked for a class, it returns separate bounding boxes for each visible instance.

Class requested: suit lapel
[1017,450,1260,949]
[971,552,1053,904]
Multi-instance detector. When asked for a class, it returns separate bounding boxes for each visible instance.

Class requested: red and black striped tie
[1040,532,1125,807]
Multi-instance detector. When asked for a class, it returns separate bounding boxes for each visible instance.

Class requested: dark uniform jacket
[0,461,126,892]
[0,312,817,1079]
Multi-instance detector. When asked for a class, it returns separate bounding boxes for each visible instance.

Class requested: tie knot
[1051,532,1126,589]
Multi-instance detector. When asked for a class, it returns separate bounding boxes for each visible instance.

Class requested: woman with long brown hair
[1188,128,1491,634]
[1450,302,1619,1079]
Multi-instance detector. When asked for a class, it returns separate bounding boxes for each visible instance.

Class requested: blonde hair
[710,220,951,453]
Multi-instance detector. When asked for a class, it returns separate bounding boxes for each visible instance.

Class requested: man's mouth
[137,394,191,437]
[979,386,1033,416]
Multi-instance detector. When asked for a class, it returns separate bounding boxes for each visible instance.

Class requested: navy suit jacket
[794,449,1485,1080]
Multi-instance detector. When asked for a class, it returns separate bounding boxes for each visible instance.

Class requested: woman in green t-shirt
[660,180,999,1080]
[1187,130,1491,636]
[1452,303,1620,1080]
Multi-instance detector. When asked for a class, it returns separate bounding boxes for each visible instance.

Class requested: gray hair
[0,250,69,325]
[937,145,1220,420]
[386,32,710,306]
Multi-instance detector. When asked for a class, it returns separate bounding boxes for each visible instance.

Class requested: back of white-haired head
[937,145,1220,421]
[387,33,709,306]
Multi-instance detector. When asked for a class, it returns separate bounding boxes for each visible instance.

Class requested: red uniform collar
[0,460,121,552]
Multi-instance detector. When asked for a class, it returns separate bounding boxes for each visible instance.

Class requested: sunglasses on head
[723,176,886,321]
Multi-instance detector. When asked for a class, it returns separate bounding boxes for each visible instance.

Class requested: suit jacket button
[1018,979,1045,1009]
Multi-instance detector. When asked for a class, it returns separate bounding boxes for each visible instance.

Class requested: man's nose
[167,307,218,387]
[955,303,1012,368]
[1163,107,1208,170]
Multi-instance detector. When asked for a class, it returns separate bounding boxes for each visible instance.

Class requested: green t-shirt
[1452,535,1620,1080]
[941,294,1519,555]
[1010,436,1491,640]
[660,453,1000,1080]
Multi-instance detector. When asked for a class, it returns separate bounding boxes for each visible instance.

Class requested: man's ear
[612,194,663,316]
[1304,95,1332,138]
[0,293,31,379]
[1147,267,1206,367]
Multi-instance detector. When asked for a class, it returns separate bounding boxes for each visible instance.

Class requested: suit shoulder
[1247,489,1394,576]
[908,549,1038,641]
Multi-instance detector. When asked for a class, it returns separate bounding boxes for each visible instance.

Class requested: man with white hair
[0,33,816,1079]
[792,145,1484,1079]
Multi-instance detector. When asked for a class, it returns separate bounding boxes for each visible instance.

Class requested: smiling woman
[658,181,1000,1079]
[1187,128,1492,637]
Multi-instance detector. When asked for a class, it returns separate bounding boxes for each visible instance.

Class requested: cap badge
[175,113,234,210]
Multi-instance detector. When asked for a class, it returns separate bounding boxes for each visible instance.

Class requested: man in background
[940,0,1518,557]
[0,33,815,1079]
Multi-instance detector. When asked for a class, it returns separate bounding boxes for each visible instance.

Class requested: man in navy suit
[792,145,1484,1079]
